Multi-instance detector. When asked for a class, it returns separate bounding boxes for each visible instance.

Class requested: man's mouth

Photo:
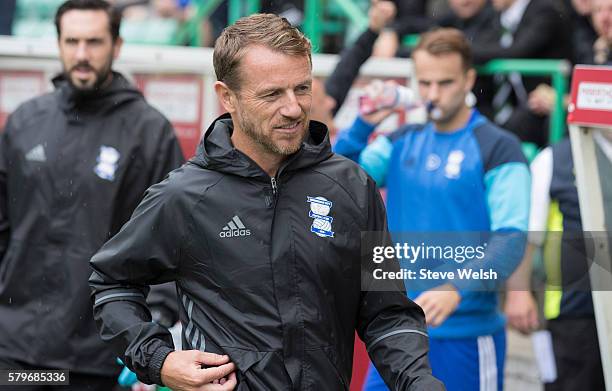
[275,121,301,133]
[71,66,94,78]
[426,102,443,120]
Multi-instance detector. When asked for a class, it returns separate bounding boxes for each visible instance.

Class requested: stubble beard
[65,55,113,93]
[238,111,306,157]
[431,99,465,128]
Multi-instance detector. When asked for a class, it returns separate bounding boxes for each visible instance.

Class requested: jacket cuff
[148,345,174,386]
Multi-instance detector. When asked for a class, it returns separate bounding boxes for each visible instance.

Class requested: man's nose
[426,84,440,102]
[75,41,88,61]
[280,91,302,118]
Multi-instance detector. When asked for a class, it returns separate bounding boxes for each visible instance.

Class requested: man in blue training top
[334,28,530,391]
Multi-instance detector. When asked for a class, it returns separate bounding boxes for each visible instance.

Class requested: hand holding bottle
[359,79,422,125]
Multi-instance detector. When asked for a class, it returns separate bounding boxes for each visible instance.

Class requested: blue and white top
[334,109,530,338]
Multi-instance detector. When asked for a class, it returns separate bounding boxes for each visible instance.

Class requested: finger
[507,314,520,330]
[199,362,236,383]
[427,305,443,326]
[528,309,539,330]
[415,294,434,312]
[515,315,528,334]
[197,352,231,366]
[430,311,448,327]
[200,382,232,391]
[380,3,397,16]
[417,300,434,318]
[221,372,237,390]
[413,292,429,307]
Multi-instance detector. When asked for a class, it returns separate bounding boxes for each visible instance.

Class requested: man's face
[229,46,312,157]
[413,50,475,127]
[573,0,592,16]
[448,0,487,19]
[58,9,121,91]
[593,0,612,42]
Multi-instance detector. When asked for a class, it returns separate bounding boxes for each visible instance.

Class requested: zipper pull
[271,177,278,196]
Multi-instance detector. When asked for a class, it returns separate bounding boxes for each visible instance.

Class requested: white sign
[143,80,200,123]
[0,74,45,113]
[577,82,612,111]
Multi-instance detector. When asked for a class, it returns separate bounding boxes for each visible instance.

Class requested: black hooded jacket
[0,72,185,375]
[89,114,445,390]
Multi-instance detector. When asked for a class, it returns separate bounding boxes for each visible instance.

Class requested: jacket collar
[53,71,142,115]
[191,113,333,179]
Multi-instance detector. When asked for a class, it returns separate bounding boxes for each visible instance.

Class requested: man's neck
[434,106,472,132]
[100,72,114,89]
[231,129,284,177]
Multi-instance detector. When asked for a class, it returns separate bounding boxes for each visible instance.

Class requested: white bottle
[359,80,422,115]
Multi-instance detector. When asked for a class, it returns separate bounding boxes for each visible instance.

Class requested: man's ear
[112,37,123,60]
[214,81,237,113]
[465,68,477,92]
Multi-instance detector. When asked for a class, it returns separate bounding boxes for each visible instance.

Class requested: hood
[53,71,143,115]
[190,113,333,180]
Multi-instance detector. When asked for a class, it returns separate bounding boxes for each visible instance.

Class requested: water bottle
[359,80,422,115]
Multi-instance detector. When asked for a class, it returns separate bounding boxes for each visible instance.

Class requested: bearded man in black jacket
[89,12,445,391]
[0,1,184,389]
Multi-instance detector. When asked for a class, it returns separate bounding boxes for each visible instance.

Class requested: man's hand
[362,107,396,125]
[368,0,397,33]
[414,284,461,327]
[528,84,556,116]
[504,290,539,334]
[373,30,400,58]
[160,350,237,391]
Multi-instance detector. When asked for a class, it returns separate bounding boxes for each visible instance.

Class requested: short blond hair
[213,13,312,91]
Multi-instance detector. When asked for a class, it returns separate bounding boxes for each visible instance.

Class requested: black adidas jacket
[89,114,444,390]
[0,73,185,375]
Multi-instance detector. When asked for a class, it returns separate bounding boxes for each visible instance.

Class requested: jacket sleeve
[89,177,186,386]
[144,119,185,330]
[334,117,392,187]
[325,28,379,114]
[0,117,14,262]
[357,180,445,391]
[149,119,186,185]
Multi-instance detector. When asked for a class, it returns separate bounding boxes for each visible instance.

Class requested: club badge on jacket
[307,196,334,238]
[94,145,120,181]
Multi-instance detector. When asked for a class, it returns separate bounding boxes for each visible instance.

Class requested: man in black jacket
[475,0,572,147]
[0,1,184,389]
[89,13,445,391]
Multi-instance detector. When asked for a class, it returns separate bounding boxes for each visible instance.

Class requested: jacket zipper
[270,177,278,196]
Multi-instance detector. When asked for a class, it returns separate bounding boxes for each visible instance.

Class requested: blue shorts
[363,330,506,391]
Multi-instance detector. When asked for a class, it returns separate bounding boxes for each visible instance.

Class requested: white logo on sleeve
[94,146,120,181]
[25,144,46,162]
[307,196,334,238]
[219,215,251,238]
